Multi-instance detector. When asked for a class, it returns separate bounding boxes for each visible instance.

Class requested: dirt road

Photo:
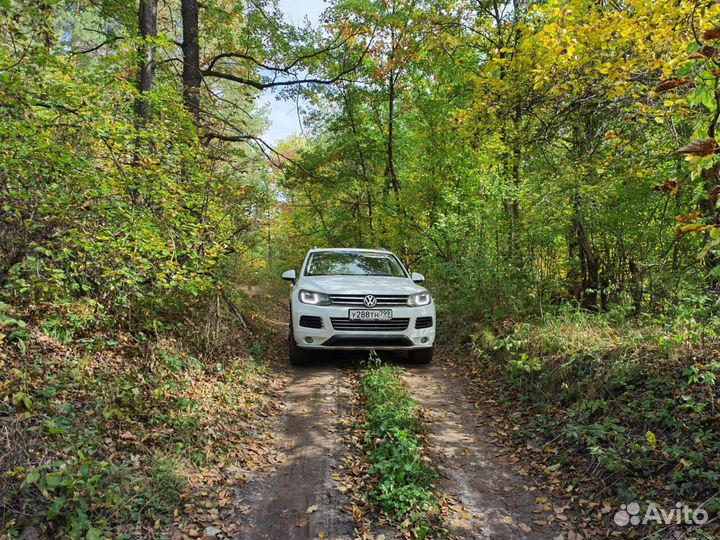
[235,355,564,540]
[234,365,355,540]
[403,363,562,540]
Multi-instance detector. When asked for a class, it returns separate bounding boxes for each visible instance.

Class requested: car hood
[299,275,425,295]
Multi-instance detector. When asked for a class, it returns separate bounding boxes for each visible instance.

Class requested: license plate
[349,309,393,321]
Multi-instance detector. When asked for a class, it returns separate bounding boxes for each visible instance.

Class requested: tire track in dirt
[403,361,563,540]
[234,365,355,540]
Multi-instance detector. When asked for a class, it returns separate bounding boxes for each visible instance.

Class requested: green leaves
[0,11,267,327]
[0,307,29,353]
[689,80,719,113]
[24,469,40,485]
[12,392,32,410]
[359,359,440,537]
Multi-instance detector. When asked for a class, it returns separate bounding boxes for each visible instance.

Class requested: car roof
[307,248,392,254]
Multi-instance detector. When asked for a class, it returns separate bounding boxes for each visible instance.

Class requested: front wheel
[288,327,312,366]
[408,346,433,364]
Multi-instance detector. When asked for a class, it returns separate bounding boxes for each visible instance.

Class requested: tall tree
[181,0,201,123]
[136,0,158,123]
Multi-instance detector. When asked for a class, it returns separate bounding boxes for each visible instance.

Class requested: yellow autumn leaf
[646,431,657,449]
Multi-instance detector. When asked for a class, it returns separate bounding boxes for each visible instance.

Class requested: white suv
[282,248,436,365]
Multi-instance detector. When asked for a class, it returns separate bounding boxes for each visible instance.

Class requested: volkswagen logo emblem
[363,294,377,308]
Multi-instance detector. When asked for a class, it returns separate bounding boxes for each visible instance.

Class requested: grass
[358,357,441,539]
[467,309,720,537]
[0,313,275,540]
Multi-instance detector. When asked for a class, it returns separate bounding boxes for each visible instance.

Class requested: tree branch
[69,35,123,56]
[201,30,374,90]
[203,31,355,75]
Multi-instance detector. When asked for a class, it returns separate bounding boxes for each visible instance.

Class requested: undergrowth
[0,299,277,540]
[358,356,441,539]
[468,309,720,537]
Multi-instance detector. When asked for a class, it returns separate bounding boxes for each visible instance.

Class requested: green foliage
[3,0,720,534]
[0,1,273,332]
[22,455,115,539]
[359,357,440,538]
[273,0,720,321]
[472,310,720,508]
[0,302,29,353]
[19,452,185,540]
[1,327,269,538]
[118,455,187,523]
[158,349,202,374]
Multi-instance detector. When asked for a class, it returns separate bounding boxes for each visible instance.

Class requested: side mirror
[281,269,297,283]
[411,272,425,283]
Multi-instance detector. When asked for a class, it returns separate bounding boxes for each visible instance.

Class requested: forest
[1,0,720,539]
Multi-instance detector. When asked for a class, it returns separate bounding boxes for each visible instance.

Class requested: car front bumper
[291,303,436,350]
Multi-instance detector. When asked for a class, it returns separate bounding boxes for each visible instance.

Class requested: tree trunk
[571,195,601,311]
[136,0,158,123]
[700,162,720,295]
[502,155,521,263]
[343,85,375,243]
[386,67,399,194]
[700,85,720,294]
[385,17,400,195]
[629,258,643,315]
[181,0,201,123]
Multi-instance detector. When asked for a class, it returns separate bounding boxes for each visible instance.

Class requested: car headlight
[408,292,431,306]
[298,290,332,306]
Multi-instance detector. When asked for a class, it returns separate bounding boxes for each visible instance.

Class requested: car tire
[288,327,312,366]
[408,346,433,364]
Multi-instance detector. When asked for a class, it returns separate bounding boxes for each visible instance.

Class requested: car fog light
[421,337,428,344]
[305,337,313,344]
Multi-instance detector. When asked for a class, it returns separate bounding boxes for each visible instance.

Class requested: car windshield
[305,252,407,277]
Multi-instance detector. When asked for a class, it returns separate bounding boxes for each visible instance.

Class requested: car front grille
[322,336,413,347]
[329,294,409,306]
[299,315,323,329]
[330,318,410,331]
[415,316,433,329]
